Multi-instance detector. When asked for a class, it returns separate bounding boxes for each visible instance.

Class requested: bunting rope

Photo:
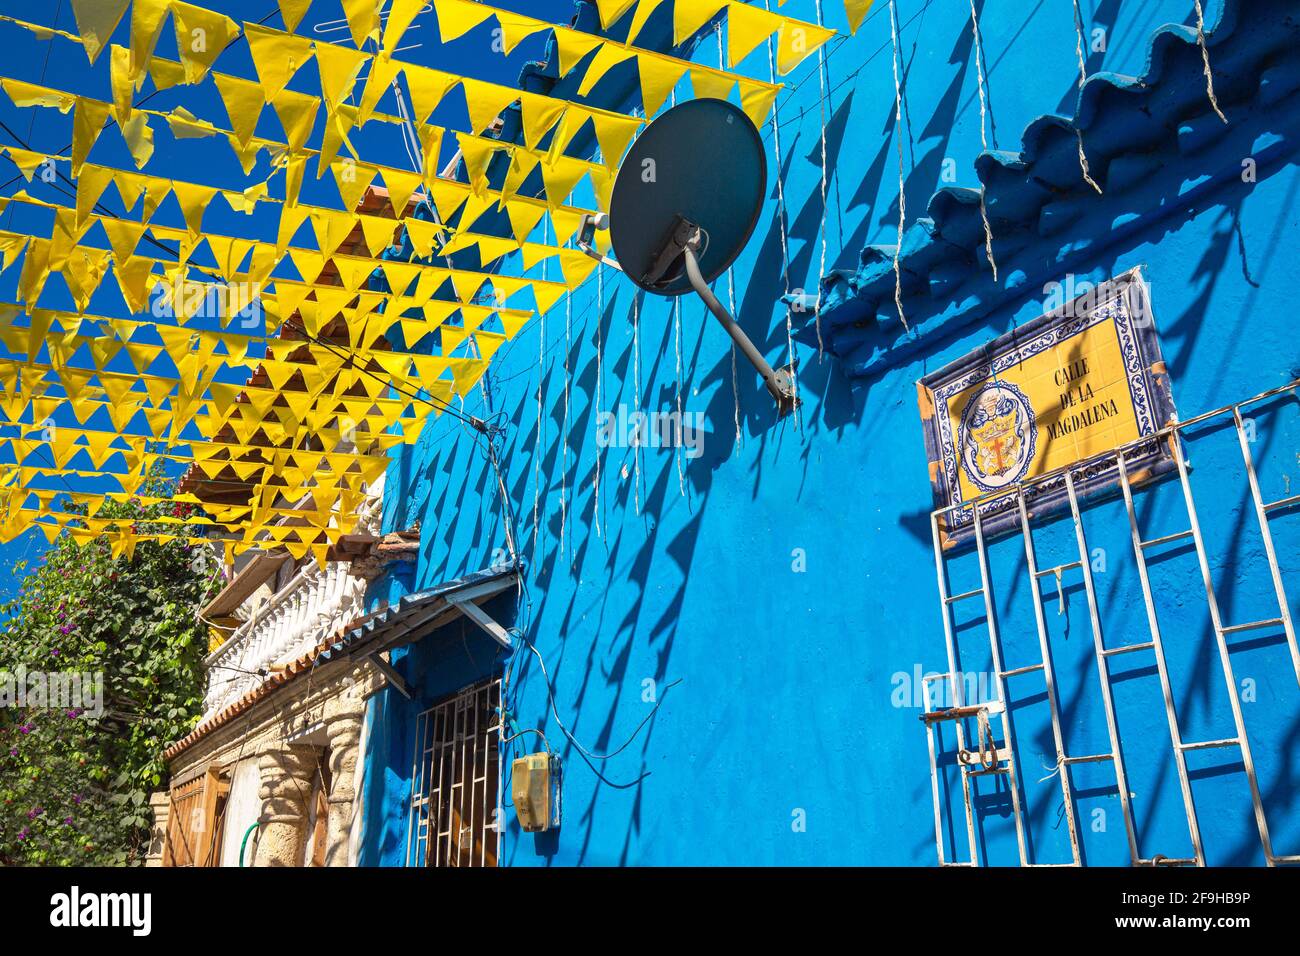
[50,3,788,145]
[594,0,879,40]
[0,185,581,309]
[0,76,609,239]
[449,0,828,78]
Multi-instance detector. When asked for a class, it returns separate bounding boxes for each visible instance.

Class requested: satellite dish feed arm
[681,243,798,414]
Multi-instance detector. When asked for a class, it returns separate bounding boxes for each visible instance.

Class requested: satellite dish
[604,98,797,414]
[610,98,766,295]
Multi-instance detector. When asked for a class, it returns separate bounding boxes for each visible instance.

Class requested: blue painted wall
[360,0,1300,865]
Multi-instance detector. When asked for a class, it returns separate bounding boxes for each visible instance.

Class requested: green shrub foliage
[0,485,215,865]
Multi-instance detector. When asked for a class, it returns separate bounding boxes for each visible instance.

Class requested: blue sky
[0,0,578,600]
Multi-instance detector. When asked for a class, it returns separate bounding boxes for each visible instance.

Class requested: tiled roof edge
[802,0,1300,380]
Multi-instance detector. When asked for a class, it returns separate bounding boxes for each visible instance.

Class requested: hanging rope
[888,0,910,331]
[813,0,830,358]
[759,9,792,293]
[716,27,742,445]
[632,294,641,517]
[673,297,685,498]
[1193,0,1227,123]
[1038,753,1065,783]
[532,218,548,562]
[763,0,801,426]
[1071,0,1104,194]
[727,268,742,447]
[593,265,603,540]
[561,290,571,565]
[969,0,998,282]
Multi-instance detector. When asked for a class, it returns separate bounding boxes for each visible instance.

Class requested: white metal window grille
[406,677,502,867]
[924,381,1300,868]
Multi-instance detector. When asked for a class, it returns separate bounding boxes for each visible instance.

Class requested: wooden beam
[367,652,412,699]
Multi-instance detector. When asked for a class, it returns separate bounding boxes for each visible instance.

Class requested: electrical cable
[1,0,61,231]
[502,726,552,755]
[518,633,680,764]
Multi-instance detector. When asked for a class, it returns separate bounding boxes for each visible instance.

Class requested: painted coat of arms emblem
[957,381,1037,492]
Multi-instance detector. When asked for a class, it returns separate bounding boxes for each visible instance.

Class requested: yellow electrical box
[512,753,553,833]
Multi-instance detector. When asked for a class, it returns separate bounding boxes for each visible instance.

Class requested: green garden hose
[238,822,259,867]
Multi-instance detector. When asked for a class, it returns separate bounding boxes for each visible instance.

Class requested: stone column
[145,791,170,867]
[323,706,365,867]
[252,745,318,867]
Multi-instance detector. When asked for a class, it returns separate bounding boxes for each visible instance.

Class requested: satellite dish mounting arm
[651,216,798,416]
[577,213,622,271]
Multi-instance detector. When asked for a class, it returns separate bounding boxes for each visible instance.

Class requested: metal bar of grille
[1112,452,1201,863]
[406,677,502,867]
[1064,468,1141,864]
[449,694,464,866]
[1000,662,1046,678]
[972,505,1030,865]
[405,710,425,867]
[1015,489,1081,865]
[922,697,946,867]
[945,587,985,604]
[928,512,979,865]
[1231,406,1300,685]
[1170,434,1278,864]
[1033,560,1081,579]
[1139,529,1194,549]
[1062,754,1114,765]
[1263,493,1300,513]
[1117,451,1205,865]
[1100,642,1156,658]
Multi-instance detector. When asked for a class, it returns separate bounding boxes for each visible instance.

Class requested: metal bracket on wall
[447,594,514,650]
[667,218,799,416]
[367,651,413,699]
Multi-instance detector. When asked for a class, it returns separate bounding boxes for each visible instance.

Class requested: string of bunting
[0,0,867,564]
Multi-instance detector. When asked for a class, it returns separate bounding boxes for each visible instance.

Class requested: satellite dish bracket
[607,99,796,417]
[655,216,798,416]
[576,213,622,271]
